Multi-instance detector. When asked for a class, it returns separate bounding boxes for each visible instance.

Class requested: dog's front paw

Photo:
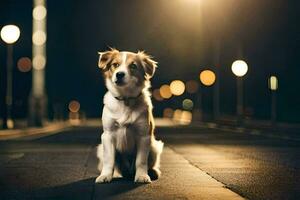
[134,173,151,183]
[95,174,113,183]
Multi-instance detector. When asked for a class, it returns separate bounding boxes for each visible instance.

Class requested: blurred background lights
[32,30,46,45]
[160,84,172,99]
[182,99,194,110]
[170,80,185,96]
[269,76,278,91]
[0,25,20,44]
[33,5,47,20]
[186,80,199,94]
[231,60,248,77]
[200,70,216,86]
[163,108,174,118]
[17,57,32,72]
[32,55,46,70]
[173,109,182,121]
[68,100,80,113]
[152,89,164,101]
[180,111,192,124]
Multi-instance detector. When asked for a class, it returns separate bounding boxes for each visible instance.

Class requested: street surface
[0,125,299,200]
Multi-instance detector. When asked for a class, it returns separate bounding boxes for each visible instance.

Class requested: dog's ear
[138,51,158,78]
[98,48,118,70]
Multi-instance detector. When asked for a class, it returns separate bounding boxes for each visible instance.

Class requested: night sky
[0,0,300,122]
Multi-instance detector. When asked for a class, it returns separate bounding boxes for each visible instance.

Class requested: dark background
[0,0,300,122]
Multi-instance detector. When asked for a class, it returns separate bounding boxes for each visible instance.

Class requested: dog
[95,48,164,183]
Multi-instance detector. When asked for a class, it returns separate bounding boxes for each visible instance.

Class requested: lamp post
[199,70,216,121]
[268,76,278,126]
[29,0,48,126]
[231,60,248,126]
[1,25,20,129]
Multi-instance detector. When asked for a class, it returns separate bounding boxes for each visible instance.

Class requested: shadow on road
[1,177,141,200]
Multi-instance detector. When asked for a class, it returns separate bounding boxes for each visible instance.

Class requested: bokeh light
[17,57,32,72]
[180,111,192,124]
[32,55,46,70]
[170,80,185,96]
[32,30,46,46]
[182,99,194,110]
[152,89,164,101]
[269,76,278,91]
[186,80,199,94]
[163,108,174,118]
[68,100,80,113]
[231,60,248,77]
[173,109,182,121]
[200,70,216,86]
[160,85,172,99]
[0,25,20,44]
[33,5,47,20]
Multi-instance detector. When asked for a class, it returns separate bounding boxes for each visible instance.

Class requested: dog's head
[98,48,157,97]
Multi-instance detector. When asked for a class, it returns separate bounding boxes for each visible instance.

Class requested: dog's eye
[110,63,119,70]
[111,63,119,68]
[129,63,137,70]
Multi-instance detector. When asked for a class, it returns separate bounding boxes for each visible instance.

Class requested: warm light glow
[180,111,192,124]
[0,25,20,44]
[231,60,248,77]
[159,85,172,99]
[33,5,47,20]
[68,100,80,113]
[173,109,182,121]
[32,30,46,45]
[163,108,174,118]
[269,76,278,91]
[17,57,32,72]
[152,89,164,101]
[186,80,199,94]
[182,99,194,110]
[7,119,14,129]
[32,55,46,70]
[69,112,80,125]
[170,80,185,96]
[200,70,216,86]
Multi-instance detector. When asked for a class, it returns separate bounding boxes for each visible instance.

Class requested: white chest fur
[102,91,149,153]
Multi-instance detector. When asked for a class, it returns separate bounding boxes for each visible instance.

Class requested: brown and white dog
[96,48,164,183]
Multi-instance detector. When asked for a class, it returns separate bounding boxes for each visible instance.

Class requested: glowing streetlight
[231,60,248,125]
[269,76,278,91]
[1,24,21,129]
[199,70,216,86]
[170,80,185,96]
[159,85,172,99]
[198,69,217,121]
[1,25,20,44]
[268,76,278,126]
[231,60,248,77]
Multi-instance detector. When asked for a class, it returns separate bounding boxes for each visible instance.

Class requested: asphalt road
[0,126,299,200]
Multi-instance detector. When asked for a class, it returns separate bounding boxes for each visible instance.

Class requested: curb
[0,122,72,141]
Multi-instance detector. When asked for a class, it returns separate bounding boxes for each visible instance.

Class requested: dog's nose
[116,72,125,80]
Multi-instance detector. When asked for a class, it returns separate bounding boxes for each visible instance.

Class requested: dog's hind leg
[148,139,164,180]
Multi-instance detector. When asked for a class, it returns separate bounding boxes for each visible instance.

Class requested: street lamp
[231,60,248,125]
[29,0,48,126]
[199,70,216,121]
[268,76,278,126]
[1,25,20,129]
